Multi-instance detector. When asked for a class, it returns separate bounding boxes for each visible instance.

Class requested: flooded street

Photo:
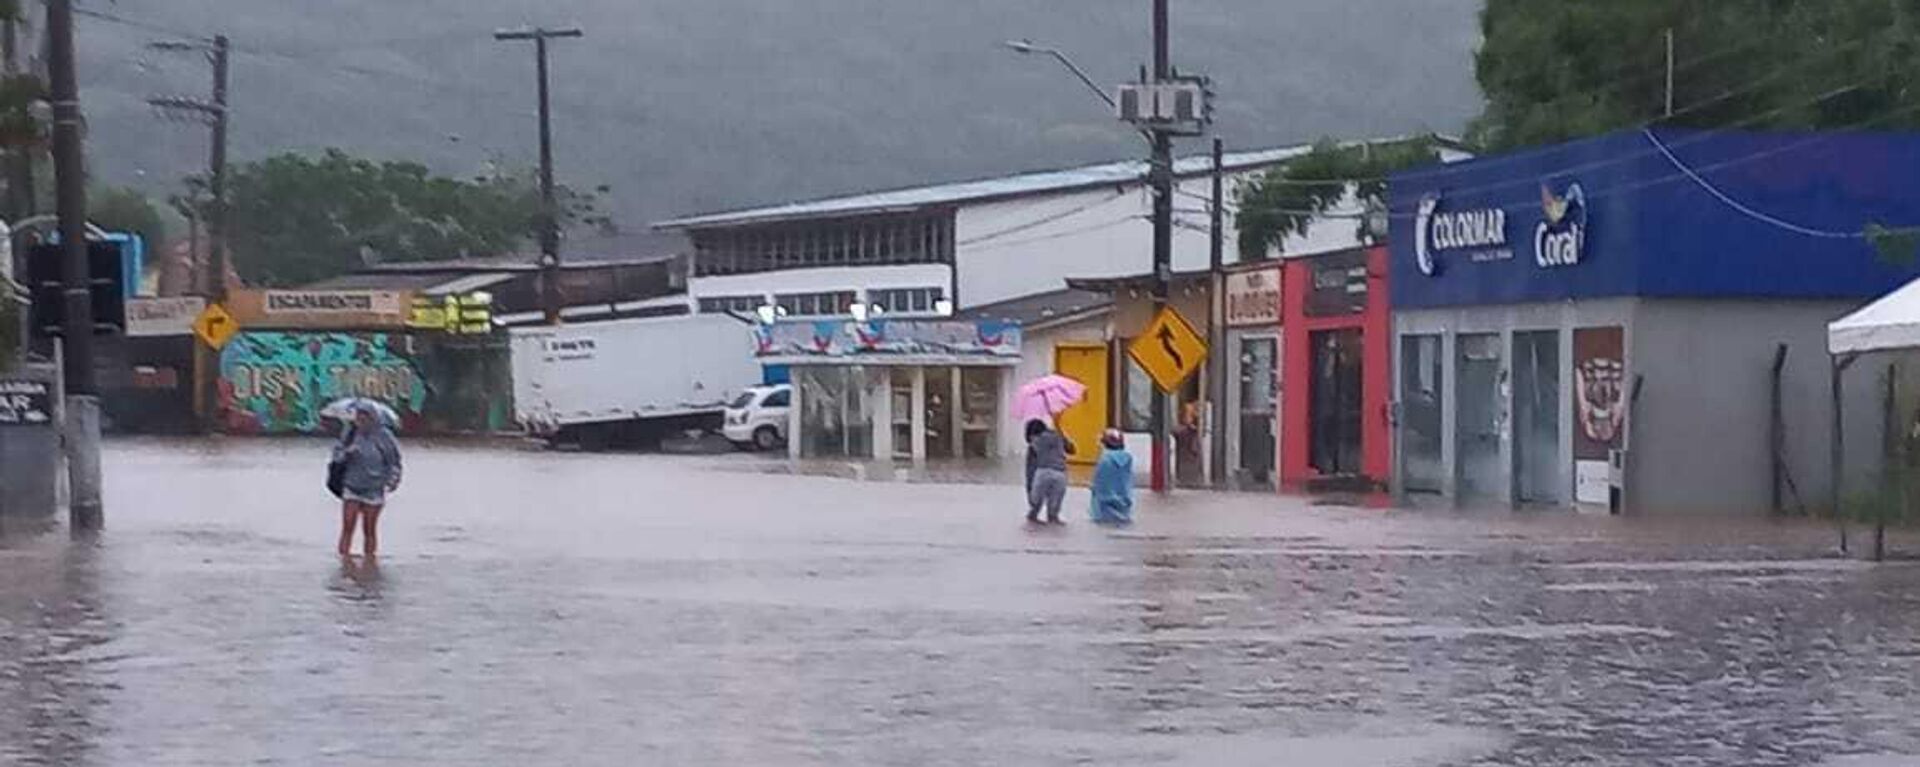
[3,439,1920,766]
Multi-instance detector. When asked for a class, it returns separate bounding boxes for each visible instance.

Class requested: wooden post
[1771,344,1787,514]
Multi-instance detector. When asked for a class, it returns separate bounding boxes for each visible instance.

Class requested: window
[699,295,763,315]
[692,213,956,277]
[869,287,945,315]
[775,291,856,317]
[761,390,790,408]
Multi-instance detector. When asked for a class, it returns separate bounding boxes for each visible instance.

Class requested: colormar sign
[1223,267,1281,326]
[225,289,410,329]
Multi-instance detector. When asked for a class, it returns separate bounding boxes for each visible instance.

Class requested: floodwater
[3,438,1920,766]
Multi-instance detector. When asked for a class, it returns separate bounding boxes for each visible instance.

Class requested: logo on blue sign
[1534,182,1587,268]
[1413,193,1511,277]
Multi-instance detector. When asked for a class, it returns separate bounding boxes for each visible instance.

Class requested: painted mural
[218,332,427,434]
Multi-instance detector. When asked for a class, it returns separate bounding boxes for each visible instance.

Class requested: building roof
[1065,269,1215,294]
[956,288,1111,330]
[352,253,680,273]
[655,143,1351,231]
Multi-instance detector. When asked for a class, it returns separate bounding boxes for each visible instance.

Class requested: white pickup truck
[509,314,762,448]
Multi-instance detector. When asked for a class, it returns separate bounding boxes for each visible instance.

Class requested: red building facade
[1279,246,1391,491]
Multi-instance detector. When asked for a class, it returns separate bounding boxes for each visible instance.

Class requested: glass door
[1455,333,1504,502]
[1399,334,1444,494]
[1237,336,1278,486]
[1512,331,1563,504]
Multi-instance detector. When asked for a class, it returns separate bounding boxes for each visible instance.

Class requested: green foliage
[185,149,613,287]
[1233,137,1442,259]
[1471,0,1920,151]
[90,185,167,249]
[1866,223,1920,267]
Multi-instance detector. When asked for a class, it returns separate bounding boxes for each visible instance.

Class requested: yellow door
[1053,344,1109,465]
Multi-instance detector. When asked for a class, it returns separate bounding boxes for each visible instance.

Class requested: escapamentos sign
[264,291,403,315]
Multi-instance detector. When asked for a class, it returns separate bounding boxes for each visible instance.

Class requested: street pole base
[64,394,103,532]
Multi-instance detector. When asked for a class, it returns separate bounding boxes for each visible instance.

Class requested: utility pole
[1147,0,1175,493]
[1206,136,1226,488]
[149,34,231,433]
[495,26,581,325]
[1663,28,1675,118]
[46,0,102,531]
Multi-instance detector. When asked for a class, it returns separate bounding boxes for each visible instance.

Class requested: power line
[1640,126,1865,239]
[955,189,1130,246]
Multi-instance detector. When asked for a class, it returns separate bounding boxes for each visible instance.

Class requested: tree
[90,185,166,249]
[184,149,613,286]
[1470,0,1920,151]
[1234,137,1443,259]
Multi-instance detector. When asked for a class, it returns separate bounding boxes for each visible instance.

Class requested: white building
[653,144,1366,321]
[654,141,1441,465]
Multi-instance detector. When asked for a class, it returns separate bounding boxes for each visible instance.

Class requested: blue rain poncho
[1089,446,1134,525]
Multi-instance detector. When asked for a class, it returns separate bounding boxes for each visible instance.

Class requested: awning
[1828,274,1920,355]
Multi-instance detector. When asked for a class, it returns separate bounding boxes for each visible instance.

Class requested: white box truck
[509,314,762,448]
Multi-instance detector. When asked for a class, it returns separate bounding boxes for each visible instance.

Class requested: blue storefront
[1388,128,1920,515]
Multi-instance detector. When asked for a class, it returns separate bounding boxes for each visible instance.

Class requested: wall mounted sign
[1304,249,1370,317]
[0,378,52,426]
[1413,194,1512,276]
[1573,326,1625,504]
[125,296,206,337]
[1224,266,1281,326]
[1534,182,1588,268]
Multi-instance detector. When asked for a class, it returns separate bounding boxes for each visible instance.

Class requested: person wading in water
[332,402,403,558]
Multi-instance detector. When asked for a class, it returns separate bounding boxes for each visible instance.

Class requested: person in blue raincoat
[1090,429,1134,525]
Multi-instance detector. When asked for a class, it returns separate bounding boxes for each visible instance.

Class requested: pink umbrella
[1014,374,1088,424]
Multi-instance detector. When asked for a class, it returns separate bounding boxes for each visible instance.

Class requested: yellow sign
[1128,306,1207,393]
[192,303,240,350]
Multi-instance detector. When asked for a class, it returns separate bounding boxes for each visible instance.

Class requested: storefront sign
[225,289,411,330]
[1305,249,1370,317]
[264,290,403,315]
[124,296,206,337]
[1535,182,1588,268]
[1573,326,1625,504]
[0,378,52,425]
[754,320,1021,360]
[1224,267,1281,326]
[1413,194,1511,276]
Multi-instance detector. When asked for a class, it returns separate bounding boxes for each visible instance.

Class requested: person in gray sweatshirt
[1024,419,1074,525]
[332,403,404,558]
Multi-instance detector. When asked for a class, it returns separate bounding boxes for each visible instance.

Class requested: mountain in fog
[75,0,1481,251]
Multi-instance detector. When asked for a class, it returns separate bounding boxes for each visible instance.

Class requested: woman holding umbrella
[1016,375,1087,526]
[330,401,404,558]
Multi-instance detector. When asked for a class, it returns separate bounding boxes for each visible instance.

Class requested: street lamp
[1003,39,1116,110]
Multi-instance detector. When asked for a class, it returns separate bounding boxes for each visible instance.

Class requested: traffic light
[26,240,127,339]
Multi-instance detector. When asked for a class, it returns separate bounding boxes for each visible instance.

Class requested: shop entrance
[1309,329,1364,476]
[1455,333,1504,502]
[1236,335,1278,486]
[1512,330,1563,504]
[1399,334,1444,494]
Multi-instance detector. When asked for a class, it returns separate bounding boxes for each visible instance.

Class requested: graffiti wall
[218,332,427,434]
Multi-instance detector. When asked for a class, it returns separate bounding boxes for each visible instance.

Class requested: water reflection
[0,536,107,767]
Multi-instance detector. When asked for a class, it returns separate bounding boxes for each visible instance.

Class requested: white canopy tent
[1825,273,1920,559]
[1829,274,1920,355]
